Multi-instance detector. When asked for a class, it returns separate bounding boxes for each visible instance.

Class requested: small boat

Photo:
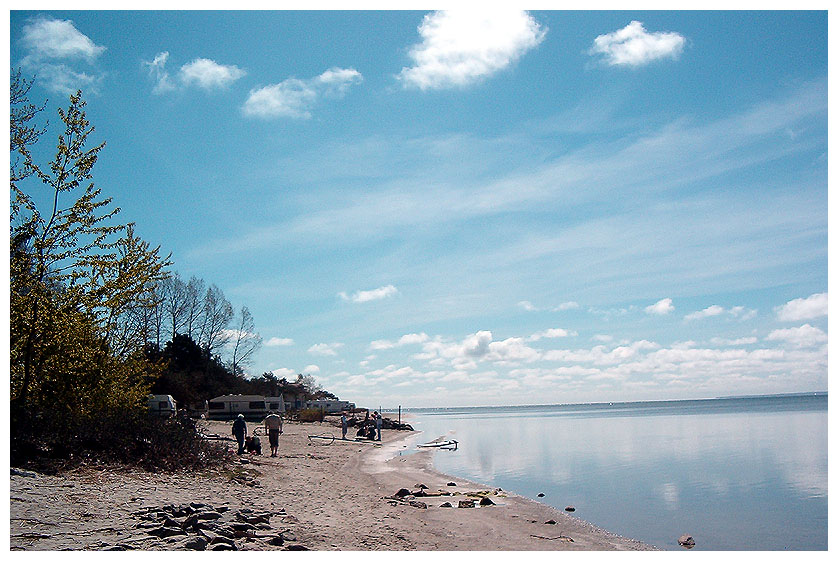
[417,439,458,449]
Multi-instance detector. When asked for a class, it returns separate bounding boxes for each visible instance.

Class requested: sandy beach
[10,418,655,551]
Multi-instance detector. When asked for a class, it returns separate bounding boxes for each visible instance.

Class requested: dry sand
[9,418,655,551]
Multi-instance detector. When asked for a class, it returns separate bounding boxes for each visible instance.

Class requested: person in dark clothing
[232,414,247,454]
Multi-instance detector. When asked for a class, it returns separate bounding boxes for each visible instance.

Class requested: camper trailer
[148,394,177,417]
[305,399,356,413]
[206,394,285,420]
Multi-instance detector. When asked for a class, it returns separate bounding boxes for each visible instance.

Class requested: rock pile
[127,502,300,550]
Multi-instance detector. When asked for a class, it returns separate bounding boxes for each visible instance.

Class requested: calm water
[394,394,827,551]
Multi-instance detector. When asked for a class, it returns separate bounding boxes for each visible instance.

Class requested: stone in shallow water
[678,534,696,549]
[565,506,576,512]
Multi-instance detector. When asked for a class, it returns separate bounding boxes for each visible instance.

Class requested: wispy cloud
[143,52,245,93]
[243,67,362,118]
[775,293,827,322]
[685,305,756,321]
[308,342,344,356]
[529,328,577,341]
[339,285,398,304]
[645,298,674,315]
[19,16,106,94]
[590,21,686,67]
[398,10,546,90]
[265,337,294,347]
[370,332,429,350]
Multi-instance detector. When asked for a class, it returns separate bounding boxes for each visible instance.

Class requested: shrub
[298,408,326,422]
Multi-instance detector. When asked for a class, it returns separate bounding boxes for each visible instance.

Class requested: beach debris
[531,534,574,542]
[479,497,495,506]
[545,519,557,525]
[440,502,453,508]
[458,500,476,508]
[447,482,457,486]
[537,493,545,497]
[565,506,576,512]
[678,534,696,549]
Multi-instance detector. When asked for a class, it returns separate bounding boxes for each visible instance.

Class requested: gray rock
[479,497,495,506]
[565,506,576,512]
[545,519,557,525]
[394,488,412,497]
[148,526,187,538]
[181,536,208,551]
[286,545,309,551]
[537,493,545,497]
[447,482,457,486]
[196,511,222,521]
[678,534,696,549]
[409,500,428,509]
[458,500,475,508]
[439,502,453,508]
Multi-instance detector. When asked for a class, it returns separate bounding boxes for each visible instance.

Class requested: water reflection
[410,398,827,550]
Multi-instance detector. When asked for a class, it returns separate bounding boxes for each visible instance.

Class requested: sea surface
[391,393,828,551]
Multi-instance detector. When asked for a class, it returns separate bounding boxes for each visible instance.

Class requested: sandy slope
[9,419,655,551]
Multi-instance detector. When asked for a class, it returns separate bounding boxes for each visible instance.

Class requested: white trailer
[206,394,285,420]
[148,394,177,417]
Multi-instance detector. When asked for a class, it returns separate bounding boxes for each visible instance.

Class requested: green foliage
[10,77,182,471]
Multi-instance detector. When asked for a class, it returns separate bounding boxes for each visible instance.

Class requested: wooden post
[398,405,401,426]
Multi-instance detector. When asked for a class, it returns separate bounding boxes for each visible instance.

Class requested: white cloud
[590,21,686,67]
[19,16,106,94]
[339,284,398,304]
[529,327,577,341]
[685,305,757,321]
[765,324,827,348]
[776,293,828,322]
[271,367,296,378]
[372,332,430,350]
[265,337,294,347]
[179,58,246,89]
[142,51,177,94]
[243,67,362,119]
[553,301,580,311]
[142,53,245,93]
[518,300,537,311]
[303,365,320,374]
[645,298,674,315]
[398,10,546,90]
[21,16,105,62]
[308,342,344,356]
[710,336,758,346]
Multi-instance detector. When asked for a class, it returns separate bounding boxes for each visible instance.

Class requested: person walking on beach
[232,414,247,455]
[374,411,383,441]
[264,412,283,457]
[340,412,348,440]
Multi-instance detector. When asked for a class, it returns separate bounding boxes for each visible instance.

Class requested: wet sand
[9,419,655,551]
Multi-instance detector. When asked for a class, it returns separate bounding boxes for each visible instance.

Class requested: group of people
[342,410,382,441]
[231,409,385,456]
[231,411,283,457]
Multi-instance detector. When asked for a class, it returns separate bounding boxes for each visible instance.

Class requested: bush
[298,408,326,422]
[10,405,228,473]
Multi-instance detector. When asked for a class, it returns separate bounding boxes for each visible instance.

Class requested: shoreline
[10,419,655,551]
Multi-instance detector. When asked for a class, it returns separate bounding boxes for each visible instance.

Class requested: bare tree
[198,284,234,356]
[183,276,205,340]
[161,273,188,341]
[229,305,262,376]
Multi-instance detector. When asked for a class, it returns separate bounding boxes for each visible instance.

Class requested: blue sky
[9,9,828,407]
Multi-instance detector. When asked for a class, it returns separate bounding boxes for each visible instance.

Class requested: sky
[8,8,829,408]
